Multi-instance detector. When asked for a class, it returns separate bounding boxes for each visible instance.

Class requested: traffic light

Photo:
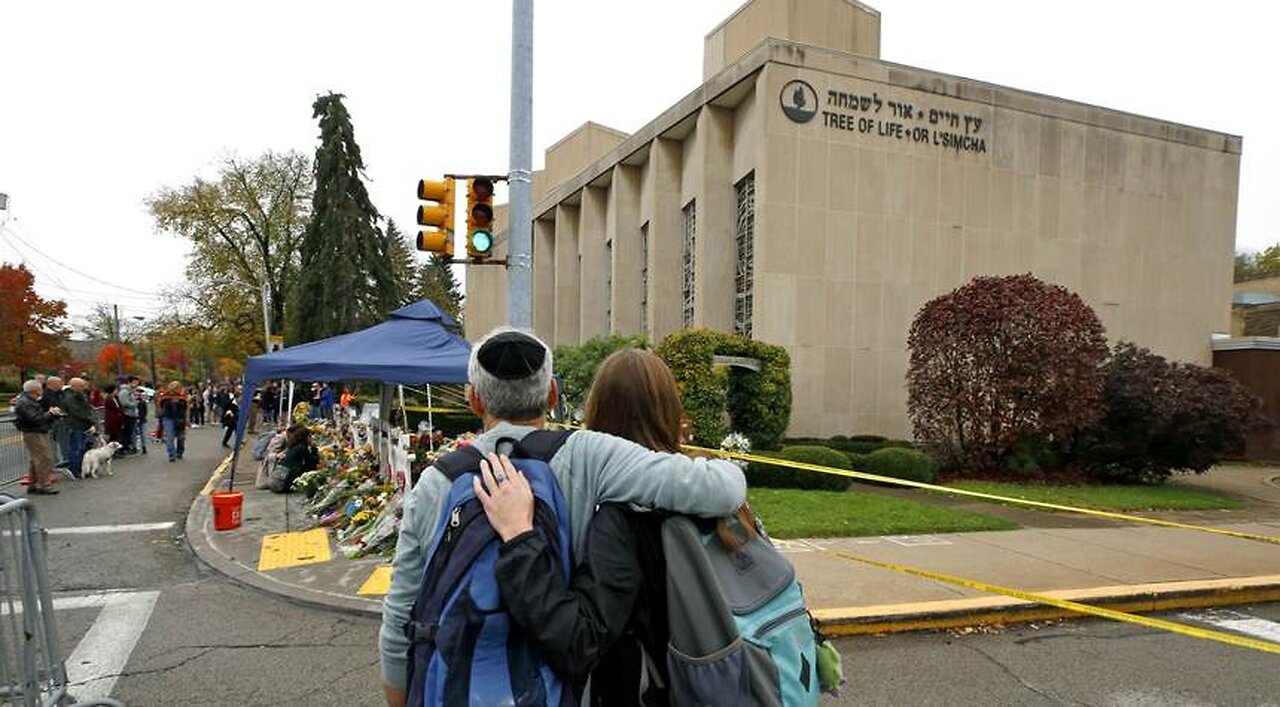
[466,177,495,259]
[416,178,455,258]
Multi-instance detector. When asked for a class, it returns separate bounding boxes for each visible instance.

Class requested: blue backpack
[405,430,577,707]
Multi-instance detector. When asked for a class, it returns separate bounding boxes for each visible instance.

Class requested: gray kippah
[476,331,546,380]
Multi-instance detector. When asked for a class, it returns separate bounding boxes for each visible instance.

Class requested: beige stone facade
[466,0,1241,439]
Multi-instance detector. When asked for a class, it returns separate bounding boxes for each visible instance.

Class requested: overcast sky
[1,0,1276,330]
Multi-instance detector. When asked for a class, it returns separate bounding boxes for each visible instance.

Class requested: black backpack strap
[513,429,574,462]
[432,446,485,482]
[431,430,572,481]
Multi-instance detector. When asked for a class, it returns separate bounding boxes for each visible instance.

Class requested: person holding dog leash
[62,378,97,479]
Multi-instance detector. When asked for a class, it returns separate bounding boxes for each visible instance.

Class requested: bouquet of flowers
[719,432,752,469]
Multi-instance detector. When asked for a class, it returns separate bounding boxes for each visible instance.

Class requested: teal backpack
[661,515,823,706]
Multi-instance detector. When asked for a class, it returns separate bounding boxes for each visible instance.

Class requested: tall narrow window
[605,238,613,332]
[734,172,756,338]
[681,201,697,328]
[639,222,649,332]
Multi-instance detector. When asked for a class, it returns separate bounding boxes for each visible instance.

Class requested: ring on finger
[494,472,508,484]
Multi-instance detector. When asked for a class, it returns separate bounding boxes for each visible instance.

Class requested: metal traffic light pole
[507,0,534,329]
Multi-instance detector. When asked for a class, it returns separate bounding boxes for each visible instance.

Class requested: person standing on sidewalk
[134,387,150,455]
[118,377,139,454]
[15,380,62,495]
[157,381,189,462]
[62,378,96,479]
[378,329,748,707]
[221,397,239,448]
[43,376,70,470]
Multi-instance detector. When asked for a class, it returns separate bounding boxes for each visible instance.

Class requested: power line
[1,222,160,296]
[0,229,75,296]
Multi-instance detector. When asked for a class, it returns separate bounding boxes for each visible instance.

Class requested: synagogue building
[466,0,1241,438]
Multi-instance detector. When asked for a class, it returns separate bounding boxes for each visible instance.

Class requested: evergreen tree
[385,219,418,307]
[289,93,400,343]
[413,253,464,325]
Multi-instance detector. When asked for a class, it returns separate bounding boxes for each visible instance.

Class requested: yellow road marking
[200,455,233,497]
[805,541,1280,655]
[358,566,393,596]
[684,445,1280,547]
[257,529,332,571]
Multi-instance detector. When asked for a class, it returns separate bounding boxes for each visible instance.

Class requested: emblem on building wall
[780,79,818,123]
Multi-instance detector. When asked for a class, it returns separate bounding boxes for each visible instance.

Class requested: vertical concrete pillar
[554,204,581,345]
[646,138,684,343]
[696,105,736,331]
[533,217,556,344]
[608,165,643,336]
[578,186,609,340]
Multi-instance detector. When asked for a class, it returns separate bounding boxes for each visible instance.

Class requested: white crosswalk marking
[1182,609,1280,644]
[47,522,175,535]
[64,590,160,700]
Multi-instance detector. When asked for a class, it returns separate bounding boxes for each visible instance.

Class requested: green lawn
[944,481,1244,512]
[748,488,1018,539]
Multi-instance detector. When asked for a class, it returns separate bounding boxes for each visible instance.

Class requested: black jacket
[62,389,96,431]
[14,394,56,433]
[495,503,669,706]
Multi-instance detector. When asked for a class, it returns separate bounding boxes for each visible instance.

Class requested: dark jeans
[163,418,186,460]
[121,416,137,451]
[222,425,234,446]
[68,426,89,478]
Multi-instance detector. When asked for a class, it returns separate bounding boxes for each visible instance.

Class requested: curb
[184,474,383,618]
[813,575,1280,636]
[185,462,1280,636]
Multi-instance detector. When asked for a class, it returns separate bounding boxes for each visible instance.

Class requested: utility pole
[507,0,534,330]
[113,304,123,377]
[260,281,272,354]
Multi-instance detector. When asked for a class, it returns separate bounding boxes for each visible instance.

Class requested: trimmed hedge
[657,329,792,450]
[552,334,649,413]
[747,445,851,492]
[862,447,940,484]
[782,436,916,456]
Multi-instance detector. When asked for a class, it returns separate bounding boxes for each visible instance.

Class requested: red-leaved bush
[907,274,1108,471]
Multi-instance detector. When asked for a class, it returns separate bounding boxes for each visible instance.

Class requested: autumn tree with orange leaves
[0,263,70,377]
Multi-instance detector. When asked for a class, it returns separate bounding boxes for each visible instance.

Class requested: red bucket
[211,491,244,531]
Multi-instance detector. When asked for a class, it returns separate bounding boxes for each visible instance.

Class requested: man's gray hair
[22,379,42,394]
[468,327,554,420]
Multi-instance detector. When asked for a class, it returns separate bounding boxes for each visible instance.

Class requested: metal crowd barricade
[0,416,24,489]
[0,493,122,707]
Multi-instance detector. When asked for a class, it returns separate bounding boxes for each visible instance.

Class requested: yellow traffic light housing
[466,177,495,259]
[416,178,455,258]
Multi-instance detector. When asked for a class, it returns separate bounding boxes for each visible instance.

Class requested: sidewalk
[187,460,1280,634]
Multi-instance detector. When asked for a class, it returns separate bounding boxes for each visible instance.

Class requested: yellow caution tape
[401,405,470,414]
[804,541,1280,655]
[686,446,1280,547]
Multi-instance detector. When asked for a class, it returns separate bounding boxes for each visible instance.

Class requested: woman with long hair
[477,348,758,705]
[101,383,125,454]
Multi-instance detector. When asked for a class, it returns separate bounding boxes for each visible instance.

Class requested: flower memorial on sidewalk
[285,419,476,559]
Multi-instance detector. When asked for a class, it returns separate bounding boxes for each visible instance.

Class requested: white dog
[81,441,121,478]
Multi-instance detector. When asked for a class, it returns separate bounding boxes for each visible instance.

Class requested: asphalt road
[15,427,1280,706]
[832,605,1280,706]
[23,426,384,706]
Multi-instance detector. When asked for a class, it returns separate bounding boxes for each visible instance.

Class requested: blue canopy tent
[228,300,472,486]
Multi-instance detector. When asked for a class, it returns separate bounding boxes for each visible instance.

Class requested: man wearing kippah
[380,327,748,706]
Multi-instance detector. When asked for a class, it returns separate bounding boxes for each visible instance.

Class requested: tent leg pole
[427,385,434,452]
